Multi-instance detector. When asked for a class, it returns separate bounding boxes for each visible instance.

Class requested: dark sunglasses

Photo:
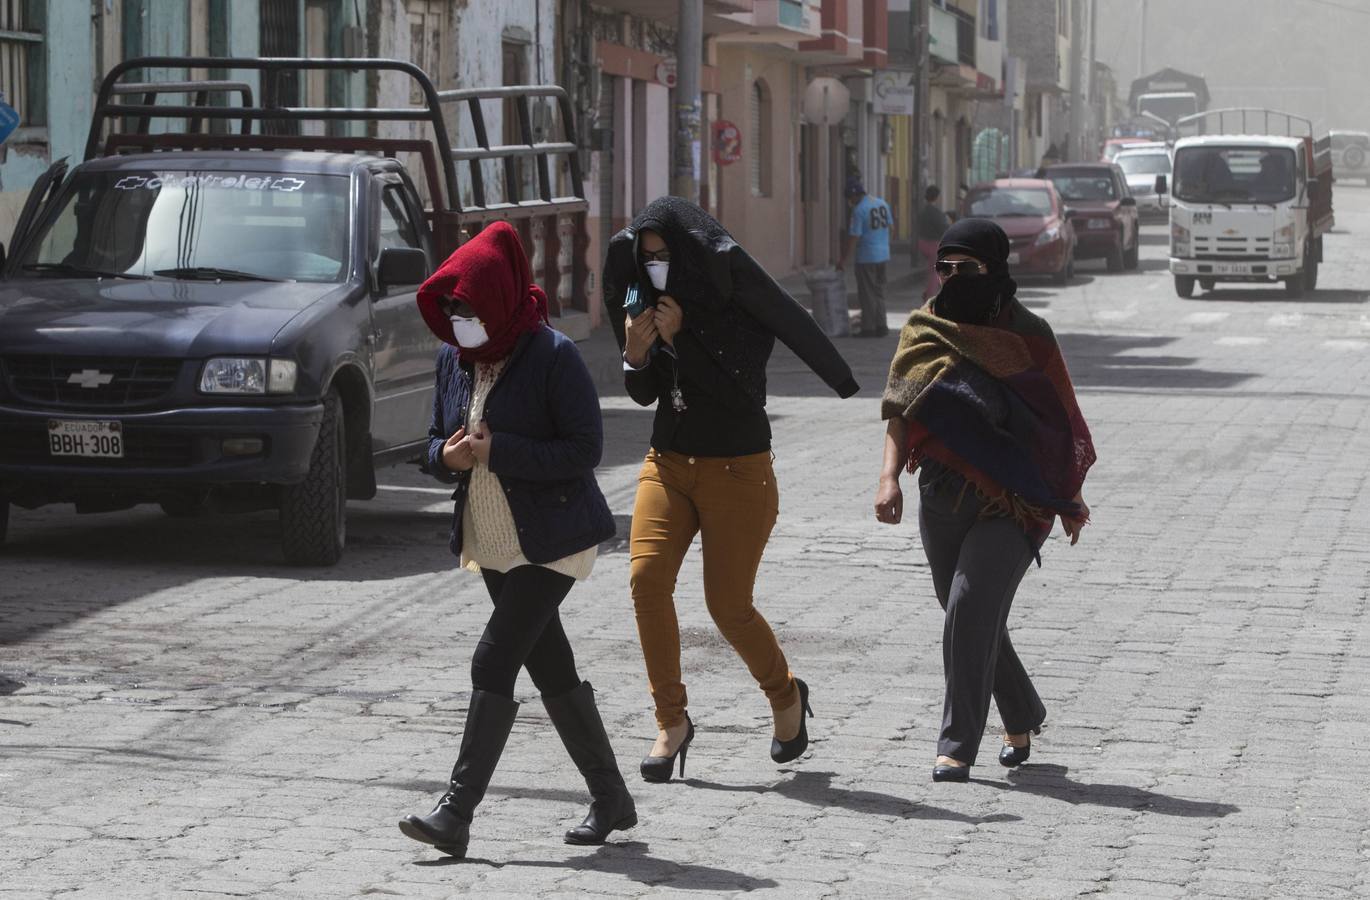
[935,259,987,278]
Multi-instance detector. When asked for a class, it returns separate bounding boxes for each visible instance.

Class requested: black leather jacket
[603,197,860,419]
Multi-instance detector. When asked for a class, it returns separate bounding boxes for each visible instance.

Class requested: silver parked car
[1114,146,1173,218]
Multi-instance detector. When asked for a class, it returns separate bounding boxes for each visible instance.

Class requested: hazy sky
[1093,0,1370,130]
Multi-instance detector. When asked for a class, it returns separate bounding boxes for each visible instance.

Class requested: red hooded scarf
[416,221,549,364]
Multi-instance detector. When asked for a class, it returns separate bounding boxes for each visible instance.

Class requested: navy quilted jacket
[423,325,616,564]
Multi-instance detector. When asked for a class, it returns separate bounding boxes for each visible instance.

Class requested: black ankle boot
[542,681,638,845]
[398,690,519,857]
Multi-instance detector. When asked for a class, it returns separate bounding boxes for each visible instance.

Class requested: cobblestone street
[4,191,1370,898]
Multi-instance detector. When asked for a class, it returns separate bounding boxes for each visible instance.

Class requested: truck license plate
[48,419,124,459]
[1212,263,1244,275]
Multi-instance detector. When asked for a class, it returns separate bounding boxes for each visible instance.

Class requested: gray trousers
[854,262,887,335]
[918,474,1046,766]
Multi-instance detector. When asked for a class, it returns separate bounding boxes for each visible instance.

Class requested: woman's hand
[624,308,659,368]
[1061,491,1090,545]
[441,427,476,472]
[874,476,904,525]
[468,421,493,465]
[655,296,684,347]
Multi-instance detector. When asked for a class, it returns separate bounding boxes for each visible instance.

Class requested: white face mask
[645,260,670,292]
[450,315,490,349]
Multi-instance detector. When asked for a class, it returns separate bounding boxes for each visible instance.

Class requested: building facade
[2,0,893,327]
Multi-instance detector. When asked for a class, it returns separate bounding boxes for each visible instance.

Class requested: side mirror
[376,247,428,293]
[1154,174,1169,195]
[1119,196,1137,207]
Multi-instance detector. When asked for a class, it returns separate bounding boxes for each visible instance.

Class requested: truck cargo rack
[1175,107,1315,139]
[84,56,589,308]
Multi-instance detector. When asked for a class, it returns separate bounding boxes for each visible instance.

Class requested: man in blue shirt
[836,175,892,337]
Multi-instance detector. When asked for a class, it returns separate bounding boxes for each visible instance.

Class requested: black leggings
[470,565,581,699]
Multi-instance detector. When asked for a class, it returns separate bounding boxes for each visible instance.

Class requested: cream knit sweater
[460,359,597,580]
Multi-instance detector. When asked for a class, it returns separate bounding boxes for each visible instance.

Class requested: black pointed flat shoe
[770,678,814,764]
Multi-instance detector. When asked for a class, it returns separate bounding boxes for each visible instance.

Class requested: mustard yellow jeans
[629,448,798,730]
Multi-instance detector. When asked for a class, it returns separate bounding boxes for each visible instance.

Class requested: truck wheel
[1123,237,1140,270]
[1106,243,1124,273]
[1284,276,1305,298]
[1174,275,1196,298]
[280,389,346,566]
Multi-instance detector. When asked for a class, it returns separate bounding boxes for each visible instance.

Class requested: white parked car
[1115,146,1173,218]
[1329,130,1370,186]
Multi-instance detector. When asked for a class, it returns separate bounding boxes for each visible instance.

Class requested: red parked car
[1042,162,1140,272]
[961,179,1077,284]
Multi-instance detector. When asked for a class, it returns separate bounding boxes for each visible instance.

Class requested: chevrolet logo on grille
[67,369,114,389]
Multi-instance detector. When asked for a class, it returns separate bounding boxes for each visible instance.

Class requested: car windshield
[1046,170,1118,201]
[966,188,1053,218]
[1136,94,1199,126]
[1117,153,1172,176]
[19,170,351,283]
[1172,146,1297,204]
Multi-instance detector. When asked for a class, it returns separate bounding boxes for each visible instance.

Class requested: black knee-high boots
[542,681,637,844]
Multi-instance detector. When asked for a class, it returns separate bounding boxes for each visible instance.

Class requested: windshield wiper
[153,266,288,282]
[20,262,151,280]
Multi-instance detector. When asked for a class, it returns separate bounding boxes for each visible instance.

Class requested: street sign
[872,71,915,116]
[802,77,849,126]
[713,120,742,166]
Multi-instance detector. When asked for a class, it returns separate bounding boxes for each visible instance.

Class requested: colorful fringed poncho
[881,298,1096,544]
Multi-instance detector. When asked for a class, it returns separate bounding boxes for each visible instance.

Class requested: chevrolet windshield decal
[113,174,308,192]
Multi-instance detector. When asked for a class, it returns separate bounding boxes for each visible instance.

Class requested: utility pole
[672,0,703,202]
[1068,0,1085,160]
[1088,0,1099,150]
[912,0,929,216]
[1138,0,1148,78]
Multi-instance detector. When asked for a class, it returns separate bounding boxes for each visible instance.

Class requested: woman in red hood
[398,222,633,859]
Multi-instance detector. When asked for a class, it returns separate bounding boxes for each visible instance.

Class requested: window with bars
[0,0,45,127]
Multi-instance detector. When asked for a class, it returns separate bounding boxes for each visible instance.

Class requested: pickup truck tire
[1174,275,1196,298]
[280,389,346,566]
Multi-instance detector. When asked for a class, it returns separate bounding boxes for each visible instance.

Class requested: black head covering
[932,218,1017,325]
[937,218,1012,276]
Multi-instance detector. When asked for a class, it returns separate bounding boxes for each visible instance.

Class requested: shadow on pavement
[1139,232,1169,246]
[687,771,1021,825]
[1195,288,1368,304]
[1056,333,1255,391]
[992,764,1240,817]
[422,841,780,891]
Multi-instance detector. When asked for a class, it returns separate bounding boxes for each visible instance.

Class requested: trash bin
[804,267,850,338]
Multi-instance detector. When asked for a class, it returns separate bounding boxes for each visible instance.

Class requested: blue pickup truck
[0,57,587,565]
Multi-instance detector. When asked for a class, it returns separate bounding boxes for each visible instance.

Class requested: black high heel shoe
[770,678,813,764]
[998,726,1041,768]
[640,713,694,783]
[932,761,970,782]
